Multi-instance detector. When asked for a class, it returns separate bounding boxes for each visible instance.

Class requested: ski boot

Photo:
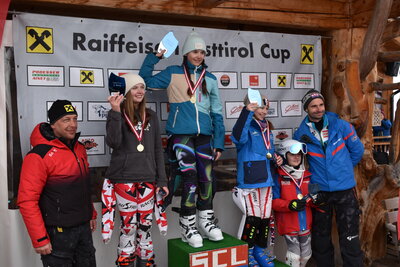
[179,215,203,248]
[198,210,223,241]
[136,255,156,267]
[253,245,275,267]
[116,254,136,267]
[248,246,260,267]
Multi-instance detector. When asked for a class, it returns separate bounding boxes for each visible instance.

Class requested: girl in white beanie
[103,73,169,267]
[139,31,225,248]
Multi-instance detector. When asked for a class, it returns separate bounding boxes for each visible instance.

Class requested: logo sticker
[277,75,286,87]
[63,104,75,112]
[80,70,94,84]
[301,44,314,65]
[26,27,53,54]
[294,73,314,89]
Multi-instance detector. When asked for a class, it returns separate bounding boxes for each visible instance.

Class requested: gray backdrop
[13,13,322,167]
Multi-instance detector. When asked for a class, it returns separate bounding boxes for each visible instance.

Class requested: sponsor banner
[13,13,322,166]
[28,65,64,86]
[270,73,292,89]
[225,102,244,119]
[294,73,314,89]
[69,67,104,87]
[79,135,105,155]
[266,101,278,117]
[273,128,293,154]
[280,100,302,117]
[212,72,238,89]
[107,69,138,77]
[241,72,267,89]
[190,245,247,267]
[146,102,157,112]
[46,101,83,122]
[87,101,111,121]
[160,102,170,121]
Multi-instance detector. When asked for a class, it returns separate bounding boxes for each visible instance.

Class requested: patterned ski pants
[114,182,155,259]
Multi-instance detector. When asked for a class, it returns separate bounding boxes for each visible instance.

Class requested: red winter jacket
[18,123,97,248]
[272,167,312,235]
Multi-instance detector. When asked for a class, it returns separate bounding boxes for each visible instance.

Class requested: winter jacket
[139,53,225,150]
[231,108,276,189]
[18,123,96,248]
[373,119,392,136]
[272,167,312,235]
[293,112,364,192]
[105,109,167,187]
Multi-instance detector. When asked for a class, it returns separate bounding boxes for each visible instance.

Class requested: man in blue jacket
[294,89,364,267]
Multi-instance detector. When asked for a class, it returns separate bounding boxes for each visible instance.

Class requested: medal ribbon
[183,67,206,96]
[123,111,146,143]
[279,166,305,190]
[254,119,271,150]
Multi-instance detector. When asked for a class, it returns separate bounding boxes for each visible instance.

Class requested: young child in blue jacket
[231,93,283,267]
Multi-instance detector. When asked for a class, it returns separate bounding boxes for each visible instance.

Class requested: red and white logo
[190,245,247,267]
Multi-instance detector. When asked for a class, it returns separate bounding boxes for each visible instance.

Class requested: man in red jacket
[18,100,97,267]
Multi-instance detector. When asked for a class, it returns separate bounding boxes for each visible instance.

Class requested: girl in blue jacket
[231,94,283,267]
[139,31,224,248]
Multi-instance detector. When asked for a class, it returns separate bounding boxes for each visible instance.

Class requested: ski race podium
[168,232,248,267]
[168,232,289,266]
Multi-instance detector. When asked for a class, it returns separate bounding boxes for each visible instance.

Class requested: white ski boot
[179,215,203,248]
[198,210,224,241]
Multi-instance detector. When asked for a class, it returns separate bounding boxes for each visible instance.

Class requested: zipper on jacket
[72,150,83,176]
[172,107,179,128]
[194,66,201,135]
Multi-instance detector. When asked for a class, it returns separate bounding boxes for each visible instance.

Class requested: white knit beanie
[182,32,206,55]
[121,73,146,96]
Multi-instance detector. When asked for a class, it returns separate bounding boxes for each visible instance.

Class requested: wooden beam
[369,81,400,92]
[359,0,393,80]
[10,0,350,31]
[194,0,227,8]
[378,51,400,62]
[382,18,400,43]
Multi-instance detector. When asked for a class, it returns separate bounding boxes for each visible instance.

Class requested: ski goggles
[288,142,307,154]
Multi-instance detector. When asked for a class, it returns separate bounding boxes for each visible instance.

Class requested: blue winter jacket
[139,53,225,150]
[293,112,364,192]
[231,108,276,189]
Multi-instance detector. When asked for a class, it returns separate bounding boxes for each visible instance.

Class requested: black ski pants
[311,188,364,267]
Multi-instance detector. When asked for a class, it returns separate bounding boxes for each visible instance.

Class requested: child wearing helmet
[231,93,283,267]
[272,139,312,267]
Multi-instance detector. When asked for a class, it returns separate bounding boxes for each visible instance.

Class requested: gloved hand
[288,199,306,211]
[311,192,327,206]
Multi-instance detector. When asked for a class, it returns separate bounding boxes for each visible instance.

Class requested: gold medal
[190,95,196,103]
[266,153,272,159]
[137,143,144,152]
[297,193,304,200]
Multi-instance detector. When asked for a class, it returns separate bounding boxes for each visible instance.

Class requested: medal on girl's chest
[183,67,205,104]
[255,120,272,159]
[137,143,144,152]
[280,166,306,199]
[123,111,146,152]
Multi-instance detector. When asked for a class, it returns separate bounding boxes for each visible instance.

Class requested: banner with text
[13,13,321,166]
